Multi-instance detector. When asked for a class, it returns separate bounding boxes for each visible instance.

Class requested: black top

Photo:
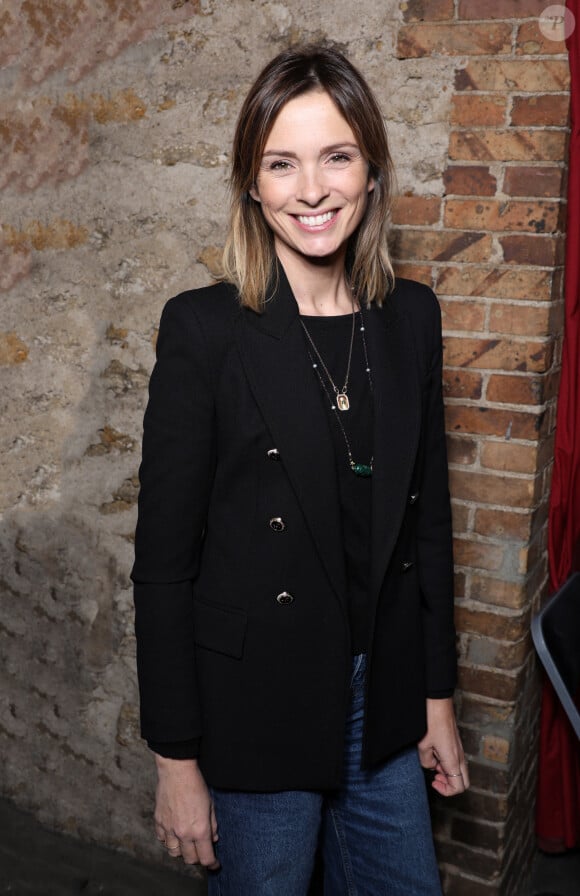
[299,310,373,655]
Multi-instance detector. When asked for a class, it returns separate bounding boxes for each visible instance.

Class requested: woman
[132,44,469,895]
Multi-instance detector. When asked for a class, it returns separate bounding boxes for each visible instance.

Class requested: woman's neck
[276,247,356,317]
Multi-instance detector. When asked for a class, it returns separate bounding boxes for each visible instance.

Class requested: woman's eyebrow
[261,142,360,158]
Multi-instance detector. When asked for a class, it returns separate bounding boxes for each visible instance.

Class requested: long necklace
[301,310,374,478]
[299,292,356,412]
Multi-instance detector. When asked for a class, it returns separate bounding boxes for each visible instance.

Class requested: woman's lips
[293,209,339,230]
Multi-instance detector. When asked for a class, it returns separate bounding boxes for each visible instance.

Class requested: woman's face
[250,90,374,270]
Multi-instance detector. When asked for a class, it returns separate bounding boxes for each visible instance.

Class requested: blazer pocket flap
[193,598,247,659]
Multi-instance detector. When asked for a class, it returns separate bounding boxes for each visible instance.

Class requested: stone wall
[0,2,570,894]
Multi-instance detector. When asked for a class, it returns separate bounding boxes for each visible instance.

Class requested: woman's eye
[329,153,351,163]
[269,160,292,171]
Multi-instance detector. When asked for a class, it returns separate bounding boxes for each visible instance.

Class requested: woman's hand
[153,755,220,868]
[417,697,470,797]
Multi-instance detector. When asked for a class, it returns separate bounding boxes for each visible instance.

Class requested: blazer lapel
[236,266,347,605]
[364,298,422,602]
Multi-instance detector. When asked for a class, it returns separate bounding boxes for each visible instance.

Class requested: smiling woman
[132,44,468,896]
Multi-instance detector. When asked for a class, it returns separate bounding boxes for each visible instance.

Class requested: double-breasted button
[276,591,294,605]
[269,517,286,532]
[267,448,281,461]
[409,492,419,505]
[401,560,414,572]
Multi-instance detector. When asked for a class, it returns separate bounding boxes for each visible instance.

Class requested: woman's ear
[367,176,375,194]
[249,183,261,203]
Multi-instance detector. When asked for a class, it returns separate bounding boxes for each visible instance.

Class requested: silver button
[267,448,281,461]
[276,591,294,605]
[269,517,286,532]
[409,492,419,505]
[401,560,414,572]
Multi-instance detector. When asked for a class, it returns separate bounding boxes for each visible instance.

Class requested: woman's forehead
[263,91,358,151]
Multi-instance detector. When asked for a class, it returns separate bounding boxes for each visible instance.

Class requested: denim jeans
[208,655,442,896]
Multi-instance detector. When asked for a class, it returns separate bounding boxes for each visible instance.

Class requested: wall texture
[0,1,570,894]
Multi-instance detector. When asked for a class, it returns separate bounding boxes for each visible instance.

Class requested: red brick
[436,266,553,301]
[449,468,537,507]
[460,664,521,705]
[470,576,527,610]
[444,198,560,233]
[450,129,567,162]
[454,538,504,571]
[489,303,552,337]
[516,20,568,56]
[391,195,440,225]
[451,94,506,127]
[443,165,497,197]
[501,234,565,266]
[459,694,514,727]
[447,434,479,464]
[503,165,565,198]
[392,228,493,263]
[397,22,511,58]
[481,441,537,474]
[456,605,529,641]
[552,266,565,301]
[511,94,569,127]
[392,262,433,285]
[459,0,547,18]
[455,570,467,598]
[453,792,509,829]
[443,369,483,400]
[443,336,553,372]
[474,508,531,540]
[486,373,546,405]
[401,0,454,22]
[446,406,544,441]
[455,59,569,93]
[451,816,503,851]
[440,298,486,331]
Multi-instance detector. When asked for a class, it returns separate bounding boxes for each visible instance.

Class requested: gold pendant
[337,393,350,411]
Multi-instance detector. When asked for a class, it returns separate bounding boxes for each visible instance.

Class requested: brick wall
[0,2,570,893]
[393,2,569,894]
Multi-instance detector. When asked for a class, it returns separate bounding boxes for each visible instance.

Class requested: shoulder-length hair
[221,44,396,312]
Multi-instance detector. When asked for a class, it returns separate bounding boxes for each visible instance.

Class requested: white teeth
[297,211,335,226]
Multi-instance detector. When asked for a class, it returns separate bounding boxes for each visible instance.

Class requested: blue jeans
[208,655,442,895]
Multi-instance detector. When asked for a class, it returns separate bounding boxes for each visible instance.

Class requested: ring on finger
[446,772,464,778]
[167,843,181,851]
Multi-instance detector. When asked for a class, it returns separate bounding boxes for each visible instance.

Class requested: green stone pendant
[351,462,372,478]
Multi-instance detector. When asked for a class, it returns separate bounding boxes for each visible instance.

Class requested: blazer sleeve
[132,293,216,744]
[415,289,457,696]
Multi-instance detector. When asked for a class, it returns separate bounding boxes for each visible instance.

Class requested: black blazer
[132,268,457,791]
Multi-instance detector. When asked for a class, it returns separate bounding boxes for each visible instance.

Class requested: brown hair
[221,44,396,311]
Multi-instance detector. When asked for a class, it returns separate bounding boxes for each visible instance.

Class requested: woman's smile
[294,209,340,230]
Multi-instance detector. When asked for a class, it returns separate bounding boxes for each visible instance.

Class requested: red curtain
[536,0,580,853]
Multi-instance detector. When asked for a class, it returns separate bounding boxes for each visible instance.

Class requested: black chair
[531,571,580,739]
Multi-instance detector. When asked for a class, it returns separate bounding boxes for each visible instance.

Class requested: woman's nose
[296,167,330,205]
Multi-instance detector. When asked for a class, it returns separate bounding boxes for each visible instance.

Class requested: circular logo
[539,5,576,41]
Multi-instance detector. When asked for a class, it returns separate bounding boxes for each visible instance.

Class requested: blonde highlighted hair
[222,45,395,312]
